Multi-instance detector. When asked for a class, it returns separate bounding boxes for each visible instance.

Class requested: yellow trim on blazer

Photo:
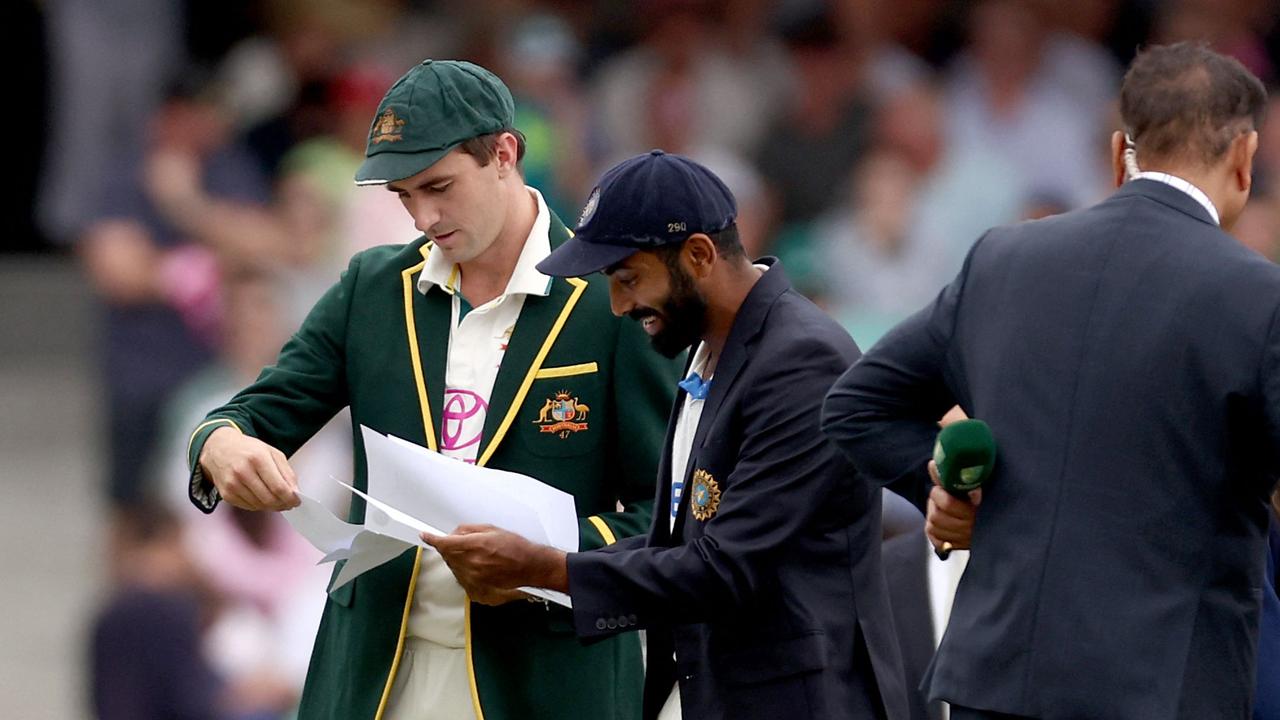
[475,277,589,468]
[401,254,439,453]
[374,548,423,720]
[587,516,617,546]
[186,418,242,460]
[464,600,484,719]
[374,250,442,720]
[534,361,599,380]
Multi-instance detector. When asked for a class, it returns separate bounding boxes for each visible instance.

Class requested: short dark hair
[652,225,746,268]
[458,128,527,171]
[1120,42,1267,167]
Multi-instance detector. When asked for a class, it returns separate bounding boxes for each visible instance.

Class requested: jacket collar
[1112,178,1220,228]
[417,186,555,299]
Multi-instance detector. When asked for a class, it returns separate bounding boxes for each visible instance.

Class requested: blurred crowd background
[6,0,1280,718]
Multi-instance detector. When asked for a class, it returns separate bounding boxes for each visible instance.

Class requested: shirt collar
[686,342,713,378]
[418,187,555,298]
[1134,171,1221,226]
[679,342,715,400]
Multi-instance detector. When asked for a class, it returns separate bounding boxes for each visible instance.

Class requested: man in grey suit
[823,43,1278,719]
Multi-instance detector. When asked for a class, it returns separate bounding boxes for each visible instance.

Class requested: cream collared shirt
[385,188,553,720]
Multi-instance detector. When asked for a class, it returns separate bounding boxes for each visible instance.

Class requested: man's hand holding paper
[424,525,569,606]
[283,426,580,607]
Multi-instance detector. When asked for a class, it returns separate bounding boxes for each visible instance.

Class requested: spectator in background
[90,506,223,720]
[217,0,403,178]
[38,0,183,245]
[591,0,788,164]
[943,0,1113,210]
[214,7,339,140]
[693,148,776,259]
[147,61,418,326]
[1238,92,1280,264]
[92,497,326,720]
[270,62,420,322]
[497,13,594,223]
[1233,197,1280,262]
[754,4,874,230]
[1250,92,1280,193]
[1035,0,1125,120]
[78,71,270,515]
[1153,0,1276,82]
[147,270,345,719]
[151,269,351,515]
[807,81,1022,346]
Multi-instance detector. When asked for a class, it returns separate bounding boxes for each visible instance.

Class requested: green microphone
[932,419,996,560]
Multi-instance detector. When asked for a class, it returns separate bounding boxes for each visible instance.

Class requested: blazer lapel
[650,351,696,546]
[670,338,750,540]
[475,216,587,467]
[403,243,451,451]
[670,258,791,540]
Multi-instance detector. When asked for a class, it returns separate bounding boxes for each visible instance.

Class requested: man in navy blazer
[823,43,1278,719]
[428,150,909,720]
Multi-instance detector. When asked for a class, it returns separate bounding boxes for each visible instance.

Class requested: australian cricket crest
[533,390,590,439]
[371,108,406,144]
[690,469,721,521]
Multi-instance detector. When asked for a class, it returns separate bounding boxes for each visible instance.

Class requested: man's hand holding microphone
[927,417,996,560]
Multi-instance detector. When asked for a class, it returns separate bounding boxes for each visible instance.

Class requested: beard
[629,261,708,359]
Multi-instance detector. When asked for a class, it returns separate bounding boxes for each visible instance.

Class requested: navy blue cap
[536,149,738,277]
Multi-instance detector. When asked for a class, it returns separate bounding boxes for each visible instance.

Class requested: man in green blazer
[185,60,679,720]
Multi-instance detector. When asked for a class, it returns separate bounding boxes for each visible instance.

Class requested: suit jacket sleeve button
[607,618,618,629]
[628,614,638,624]
[617,616,629,628]
[596,618,607,630]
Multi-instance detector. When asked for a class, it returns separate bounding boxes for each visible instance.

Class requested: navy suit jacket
[1256,518,1280,720]
[567,260,909,720]
[823,180,1280,719]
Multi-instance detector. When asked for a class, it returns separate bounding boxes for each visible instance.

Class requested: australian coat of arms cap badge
[371,108,407,144]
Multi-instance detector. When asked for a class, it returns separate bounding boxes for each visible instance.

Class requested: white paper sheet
[365,428,578,552]
[385,434,580,552]
[283,492,413,592]
[281,426,582,608]
[283,492,363,555]
[329,532,413,592]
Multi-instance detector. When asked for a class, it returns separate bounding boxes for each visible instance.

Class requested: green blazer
[186,214,680,720]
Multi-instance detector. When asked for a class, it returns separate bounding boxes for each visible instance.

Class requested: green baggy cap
[354,59,516,186]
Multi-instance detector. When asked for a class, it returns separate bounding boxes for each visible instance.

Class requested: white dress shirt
[1134,171,1220,226]
[927,542,970,720]
[668,341,714,532]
